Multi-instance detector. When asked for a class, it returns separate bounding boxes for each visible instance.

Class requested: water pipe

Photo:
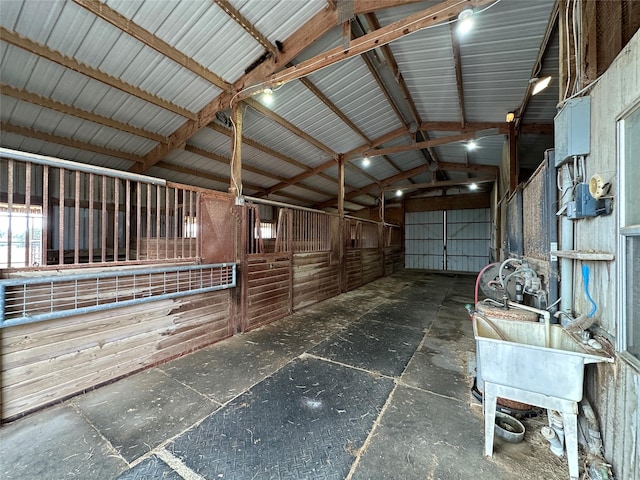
[559,164,574,313]
[542,426,565,457]
[474,262,500,307]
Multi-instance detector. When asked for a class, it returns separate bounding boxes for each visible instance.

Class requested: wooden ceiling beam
[365,131,483,156]
[449,23,467,126]
[184,144,342,200]
[0,27,196,121]
[1,122,144,164]
[74,0,230,91]
[136,0,427,170]
[1,84,167,144]
[383,175,495,192]
[418,121,553,134]
[214,0,279,58]
[245,98,337,158]
[156,161,265,193]
[244,0,496,97]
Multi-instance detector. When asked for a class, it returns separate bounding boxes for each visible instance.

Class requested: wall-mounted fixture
[506,111,516,123]
[531,76,552,95]
[554,97,591,166]
[566,183,613,219]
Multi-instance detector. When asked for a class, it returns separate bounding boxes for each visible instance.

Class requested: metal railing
[0,262,236,328]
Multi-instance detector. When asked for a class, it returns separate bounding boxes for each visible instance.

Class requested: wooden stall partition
[243,253,292,331]
[292,251,340,311]
[1,289,233,421]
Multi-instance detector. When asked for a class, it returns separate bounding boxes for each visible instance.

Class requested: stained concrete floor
[0,271,570,480]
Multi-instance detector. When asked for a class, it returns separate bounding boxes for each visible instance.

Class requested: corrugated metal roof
[1,0,562,209]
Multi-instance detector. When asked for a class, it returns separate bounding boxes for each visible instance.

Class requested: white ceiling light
[467,140,477,151]
[262,87,274,104]
[396,189,403,197]
[531,76,552,95]
[362,156,370,167]
[470,183,478,190]
[457,9,474,35]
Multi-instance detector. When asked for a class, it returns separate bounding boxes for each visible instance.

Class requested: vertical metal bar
[189,190,194,258]
[195,191,201,259]
[25,162,31,266]
[180,189,185,258]
[125,179,130,261]
[101,175,107,263]
[88,173,94,263]
[173,187,178,258]
[0,285,5,325]
[146,183,151,259]
[136,181,141,260]
[114,177,119,262]
[165,184,170,259]
[42,165,49,265]
[74,170,80,264]
[7,159,13,268]
[155,184,160,260]
[59,168,65,265]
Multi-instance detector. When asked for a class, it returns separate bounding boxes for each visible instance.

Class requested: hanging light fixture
[396,189,403,197]
[467,140,477,151]
[457,9,474,35]
[362,156,370,167]
[262,86,274,105]
[470,183,478,190]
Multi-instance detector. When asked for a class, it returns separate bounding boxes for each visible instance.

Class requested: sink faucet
[508,301,552,348]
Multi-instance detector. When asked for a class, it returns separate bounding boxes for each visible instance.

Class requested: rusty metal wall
[522,161,549,261]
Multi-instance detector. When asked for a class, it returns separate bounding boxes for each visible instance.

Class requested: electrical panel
[567,183,613,219]
[554,97,591,166]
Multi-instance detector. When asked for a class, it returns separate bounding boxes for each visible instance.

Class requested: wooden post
[337,155,346,292]
[509,121,518,193]
[230,104,243,197]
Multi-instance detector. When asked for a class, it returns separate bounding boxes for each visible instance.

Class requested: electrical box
[567,183,613,219]
[554,97,591,166]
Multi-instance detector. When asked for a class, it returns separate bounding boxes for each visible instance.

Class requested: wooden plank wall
[384,245,403,275]
[345,249,363,291]
[1,290,233,420]
[244,253,291,331]
[362,248,383,285]
[292,251,340,311]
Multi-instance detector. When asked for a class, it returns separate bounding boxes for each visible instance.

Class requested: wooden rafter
[365,131,492,157]
[136,0,486,171]
[449,23,467,126]
[156,160,265,193]
[361,13,440,170]
[73,0,230,91]
[1,84,167,144]
[214,0,279,58]
[1,122,144,164]
[184,144,346,202]
[243,0,496,97]
[384,175,495,193]
[0,27,195,121]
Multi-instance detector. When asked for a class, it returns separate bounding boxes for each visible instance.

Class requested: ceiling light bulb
[362,157,370,167]
[532,76,552,95]
[396,189,403,197]
[263,88,274,105]
[467,140,477,151]
[263,87,273,95]
[457,9,474,34]
[506,112,516,122]
[470,183,478,190]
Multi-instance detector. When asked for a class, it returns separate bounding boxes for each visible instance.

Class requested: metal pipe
[243,195,331,215]
[0,263,236,328]
[0,147,166,186]
[508,301,552,347]
[559,163,574,313]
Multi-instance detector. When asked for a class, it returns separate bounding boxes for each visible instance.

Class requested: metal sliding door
[405,208,490,272]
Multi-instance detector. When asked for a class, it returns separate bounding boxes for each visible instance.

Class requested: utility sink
[473,314,613,402]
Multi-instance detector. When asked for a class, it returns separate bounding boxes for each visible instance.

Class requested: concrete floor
[1,271,570,480]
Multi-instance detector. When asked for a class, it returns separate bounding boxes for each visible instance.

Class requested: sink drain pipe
[541,426,564,457]
[581,398,614,480]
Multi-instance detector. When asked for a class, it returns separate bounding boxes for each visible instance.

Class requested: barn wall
[576,31,639,480]
[1,289,233,420]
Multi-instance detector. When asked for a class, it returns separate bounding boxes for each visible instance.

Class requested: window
[618,103,640,366]
[0,203,43,268]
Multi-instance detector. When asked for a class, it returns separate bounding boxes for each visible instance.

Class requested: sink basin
[473,314,613,402]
